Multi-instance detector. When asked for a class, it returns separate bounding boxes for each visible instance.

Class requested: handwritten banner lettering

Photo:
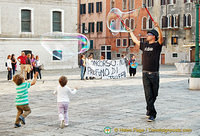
[85,59,127,79]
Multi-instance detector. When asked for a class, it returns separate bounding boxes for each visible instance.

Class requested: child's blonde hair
[59,76,68,87]
[13,74,24,85]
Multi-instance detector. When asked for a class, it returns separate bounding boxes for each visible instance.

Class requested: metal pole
[191,2,200,78]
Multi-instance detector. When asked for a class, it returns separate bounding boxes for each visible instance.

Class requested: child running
[13,72,38,128]
[53,76,77,128]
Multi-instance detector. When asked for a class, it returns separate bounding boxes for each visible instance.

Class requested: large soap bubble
[40,33,90,59]
[107,8,140,34]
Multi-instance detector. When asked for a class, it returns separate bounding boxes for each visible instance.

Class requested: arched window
[121,19,125,30]
[142,17,147,29]
[168,15,173,28]
[147,0,154,7]
[174,14,180,28]
[129,0,134,10]
[125,19,129,28]
[161,16,168,28]
[111,0,115,9]
[149,18,153,29]
[130,19,134,30]
[188,14,191,27]
[122,0,127,10]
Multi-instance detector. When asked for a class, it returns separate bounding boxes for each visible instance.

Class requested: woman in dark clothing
[11,54,17,75]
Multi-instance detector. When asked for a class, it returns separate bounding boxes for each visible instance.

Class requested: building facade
[0,0,78,71]
[146,0,197,64]
[78,0,148,63]
[78,0,199,64]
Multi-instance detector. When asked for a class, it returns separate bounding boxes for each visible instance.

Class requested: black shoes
[14,123,21,128]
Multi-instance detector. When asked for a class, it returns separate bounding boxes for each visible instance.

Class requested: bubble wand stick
[115,14,129,30]
[143,4,154,22]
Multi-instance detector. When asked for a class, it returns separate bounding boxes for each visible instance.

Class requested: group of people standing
[80,53,94,80]
[6,52,42,81]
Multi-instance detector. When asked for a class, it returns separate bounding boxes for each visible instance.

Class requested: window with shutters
[129,0,134,10]
[142,17,147,30]
[162,16,168,28]
[88,3,94,14]
[21,9,31,32]
[80,4,86,14]
[82,23,85,33]
[53,11,62,32]
[147,0,154,7]
[97,21,103,32]
[161,0,165,5]
[90,40,93,49]
[130,19,134,30]
[122,0,127,10]
[96,2,102,13]
[116,39,121,47]
[88,22,94,33]
[123,39,127,47]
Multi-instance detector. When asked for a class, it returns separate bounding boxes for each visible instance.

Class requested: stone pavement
[0,65,200,136]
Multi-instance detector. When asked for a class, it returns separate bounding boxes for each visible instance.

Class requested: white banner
[85,59,127,79]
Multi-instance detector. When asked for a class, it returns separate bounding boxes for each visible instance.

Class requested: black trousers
[30,67,36,79]
[7,69,12,80]
[129,67,136,76]
[142,72,159,118]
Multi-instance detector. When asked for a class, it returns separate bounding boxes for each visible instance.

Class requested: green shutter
[90,40,93,49]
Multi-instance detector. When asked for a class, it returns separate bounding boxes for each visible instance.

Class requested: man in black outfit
[128,22,163,122]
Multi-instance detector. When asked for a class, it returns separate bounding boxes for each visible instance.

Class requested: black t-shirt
[140,42,162,72]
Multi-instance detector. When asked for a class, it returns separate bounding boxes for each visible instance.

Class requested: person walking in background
[35,55,42,79]
[11,54,17,76]
[17,52,27,78]
[53,76,77,128]
[6,55,12,81]
[80,54,85,80]
[129,55,138,77]
[30,54,36,80]
[25,54,32,80]
[128,21,163,122]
